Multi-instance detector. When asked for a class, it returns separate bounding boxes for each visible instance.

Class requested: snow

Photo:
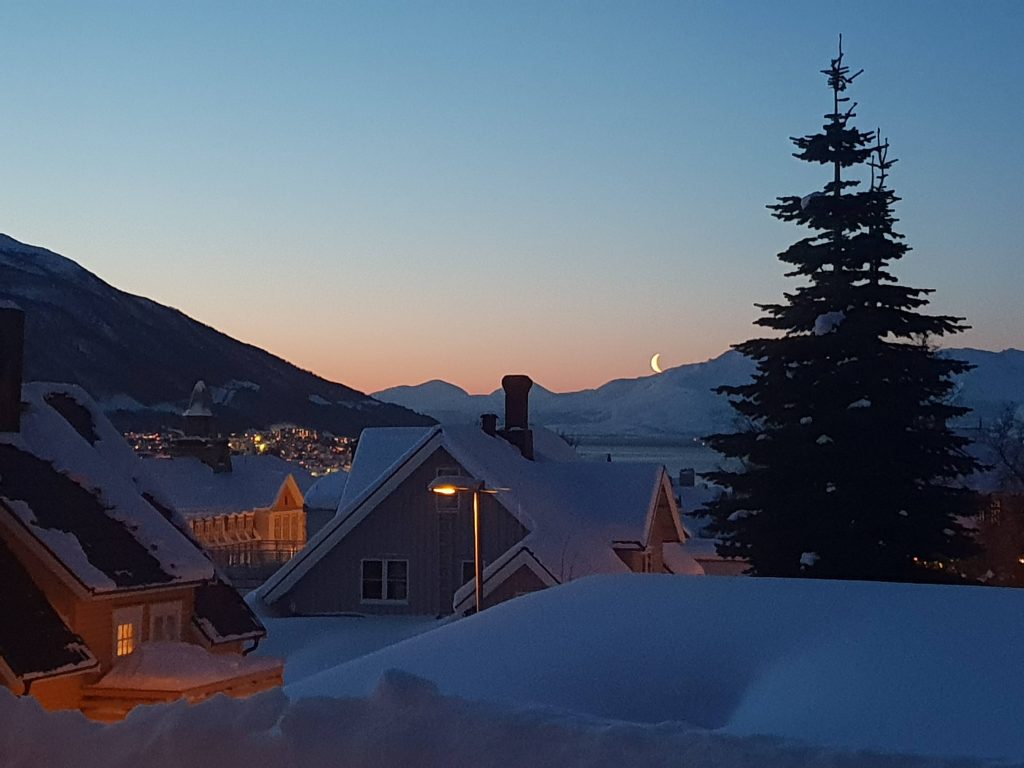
[2,575,1022,765]
[92,642,280,691]
[307,394,331,406]
[302,468,349,511]
[813,310,845,335]
[799,551,819,567]
[847,398,871,409]
[800,191,826,209]
[145,455,313,515]
[661,542,705,575]
[251,612,442,685]
[799,416,812,424]
[816,434,833,444]
[288,424,678,596]
[0,298,22,309]
[283,575,1024,761]
[1,384,213,589]
[336,426,435,511]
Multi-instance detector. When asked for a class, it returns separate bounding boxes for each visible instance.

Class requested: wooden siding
[282,447,529,616]
[25,674,86,712]
[482,564,547,609]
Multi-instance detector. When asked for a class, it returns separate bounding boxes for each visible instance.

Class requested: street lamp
[428,475,502,614]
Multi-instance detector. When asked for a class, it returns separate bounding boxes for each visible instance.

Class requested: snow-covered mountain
[0,234,433,435]
[375,348,1024,440]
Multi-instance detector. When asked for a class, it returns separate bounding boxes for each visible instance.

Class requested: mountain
[375,348,1024,441]
[0,234,433,435]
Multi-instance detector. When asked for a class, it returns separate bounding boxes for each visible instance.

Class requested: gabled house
[145,454,313,590]
[0,307,281,720]
[255,375,702,618]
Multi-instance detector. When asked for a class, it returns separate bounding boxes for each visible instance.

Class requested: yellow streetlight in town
[428,475,503,614]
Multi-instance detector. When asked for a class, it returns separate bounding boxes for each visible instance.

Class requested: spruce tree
[703,40,979,581]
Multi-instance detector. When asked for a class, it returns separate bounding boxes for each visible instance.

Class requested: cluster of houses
[0,304,738,721]
[26,303,1024,722]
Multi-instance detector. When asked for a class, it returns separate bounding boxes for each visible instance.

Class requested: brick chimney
[0,306,25,433]
[500,374,534,460]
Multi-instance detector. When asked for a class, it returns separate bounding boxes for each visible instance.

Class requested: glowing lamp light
[427,476,505,614]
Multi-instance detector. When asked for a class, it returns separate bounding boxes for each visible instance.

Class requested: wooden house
[145,455,313,590]
[255,375,704,618]
[0,309,281,720]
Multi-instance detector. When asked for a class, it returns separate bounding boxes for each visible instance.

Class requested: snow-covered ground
[3,575,1022,767]
[253,613,442,685]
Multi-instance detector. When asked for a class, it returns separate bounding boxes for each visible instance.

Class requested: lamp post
[428,475,501,614]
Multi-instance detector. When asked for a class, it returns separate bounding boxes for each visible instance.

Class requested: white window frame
[112,605,143,658]
[360,558,409,604]
[149,601,182,642]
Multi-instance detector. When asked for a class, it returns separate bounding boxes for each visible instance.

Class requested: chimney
[500,374,534,460]
[679,468,696,488]
[0,307,25,433]
[480,413,498,436]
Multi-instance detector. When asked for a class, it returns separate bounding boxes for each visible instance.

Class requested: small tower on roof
[171,380,232,472]
[183,380,215,438]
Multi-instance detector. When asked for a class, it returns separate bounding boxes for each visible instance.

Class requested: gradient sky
[1,1,1021,394]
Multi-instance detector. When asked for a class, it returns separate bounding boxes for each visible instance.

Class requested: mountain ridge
[0,234,434,435]
[375,348,1024,439]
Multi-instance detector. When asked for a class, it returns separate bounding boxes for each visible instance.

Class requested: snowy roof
[338,427,436,510]
[0,384,215,592]
[193,578,266,644]
[90,641,280,692]
[303,469,350,511]
[145,455,313,516]
[0,536,97,682]
[261,424,682,606]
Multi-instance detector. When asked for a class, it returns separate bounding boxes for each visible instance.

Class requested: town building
[254,375,706,618]
[0,307,281,720]
[145,455,314,591]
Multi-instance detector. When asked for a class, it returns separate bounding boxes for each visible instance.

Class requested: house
[0,307,281,720]
[145,454,314,590]
[254,375,703,618]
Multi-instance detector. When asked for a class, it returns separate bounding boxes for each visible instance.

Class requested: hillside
[0,234,433,435]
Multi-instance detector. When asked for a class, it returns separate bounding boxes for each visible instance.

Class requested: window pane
[362,560,384,600]
[462,560,475,586]
[386,560,408,601]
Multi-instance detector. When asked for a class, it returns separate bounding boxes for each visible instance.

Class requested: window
[462,560,476,586]
[112,606,143,658]
[361,559,408,602]
[435,467,461,512]
[149,602,181,642]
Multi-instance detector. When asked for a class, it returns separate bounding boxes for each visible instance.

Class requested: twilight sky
[0,1,1021,394]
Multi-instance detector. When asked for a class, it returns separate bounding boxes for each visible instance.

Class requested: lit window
[112,606,143,658]
[116,622,135,657]
[361,559,408,602]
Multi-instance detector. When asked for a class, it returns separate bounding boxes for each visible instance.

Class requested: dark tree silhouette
[702,40,980,581]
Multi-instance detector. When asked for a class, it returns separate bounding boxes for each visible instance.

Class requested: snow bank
[4,576,1022,766]
[0,673,992,768]
[287,575,1024,761]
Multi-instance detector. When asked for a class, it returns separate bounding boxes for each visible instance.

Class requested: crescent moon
[650,353,663,374]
